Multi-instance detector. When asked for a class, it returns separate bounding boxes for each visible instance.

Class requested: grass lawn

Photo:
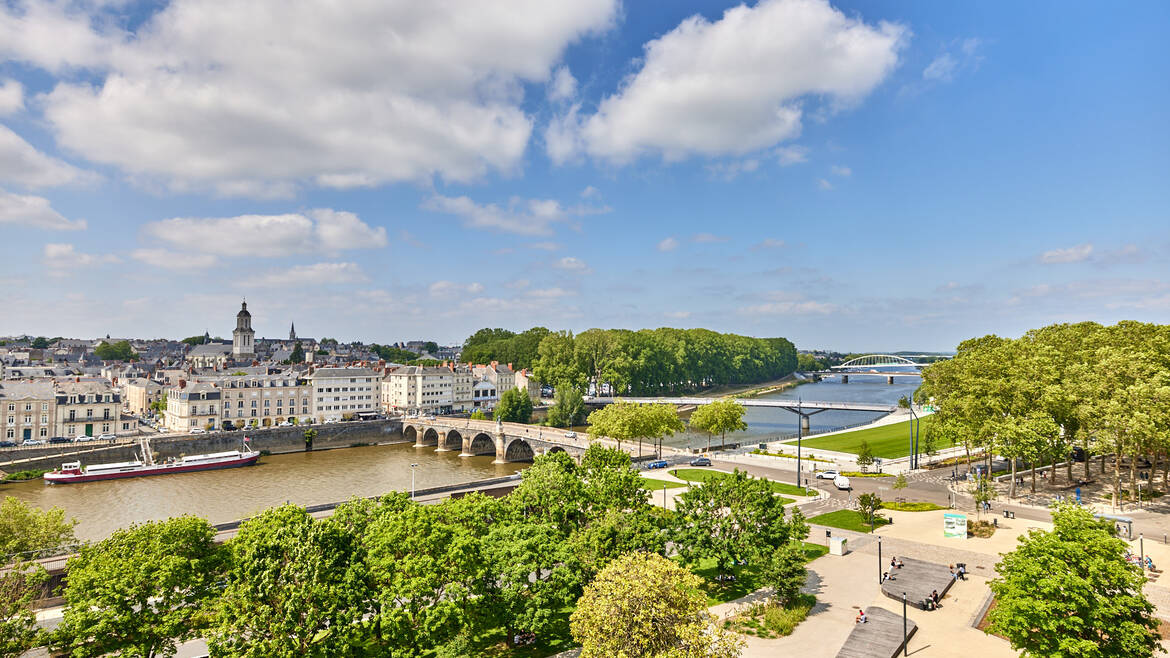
[669,468,814,498]
[640,477,689,490]
[464,606,574,657]
[796,415,946,458]
[688,542,829,605]
[808,509,891,533]
[882,501,947,512]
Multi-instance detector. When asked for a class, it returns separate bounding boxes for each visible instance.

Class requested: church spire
[289,322,297,341]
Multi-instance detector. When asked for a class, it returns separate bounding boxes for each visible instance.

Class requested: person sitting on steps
[856,609,867,624]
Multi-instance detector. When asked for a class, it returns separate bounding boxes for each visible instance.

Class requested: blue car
[646,459,668,469]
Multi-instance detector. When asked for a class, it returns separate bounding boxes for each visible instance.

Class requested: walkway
[836,607,916,658]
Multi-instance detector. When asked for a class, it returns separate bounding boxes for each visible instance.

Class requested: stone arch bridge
[401,417,592,464]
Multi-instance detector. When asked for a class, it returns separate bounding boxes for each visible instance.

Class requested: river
[2,374,916,541]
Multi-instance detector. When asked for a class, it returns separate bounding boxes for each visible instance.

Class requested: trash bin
[829,536,848,556]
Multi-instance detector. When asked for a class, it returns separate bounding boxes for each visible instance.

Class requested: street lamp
[410,463,419,500]
[902,592,908,657]
[795,398,803,489]
[878,536,883,584]
[1141,532,1145,571]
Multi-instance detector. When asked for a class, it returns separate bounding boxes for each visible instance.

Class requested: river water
[2,374,916,541]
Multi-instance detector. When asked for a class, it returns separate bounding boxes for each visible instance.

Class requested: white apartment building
[381,366,454,415]
[309,367,379,421]
[0,380,55,443]
[55,381,124,439]
[218,374,311,428]
[164,381,222,432]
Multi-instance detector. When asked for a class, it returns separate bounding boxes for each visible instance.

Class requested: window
[41,415,47,424]
[122,423,130,430]
[102,424,110,433]
[40,428,47,437]
[5,429,11,438]
[24,403,31,411]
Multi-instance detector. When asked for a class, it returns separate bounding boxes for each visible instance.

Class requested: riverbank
[696,372,809,399]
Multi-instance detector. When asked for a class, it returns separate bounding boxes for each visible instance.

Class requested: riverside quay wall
[0,419,404,474]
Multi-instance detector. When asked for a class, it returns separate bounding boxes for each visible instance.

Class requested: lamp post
[908,404,917,470]
[795,398,803,488]
[878,536,883,584]
[1141,533,1145,570]
[902,592,908,656]
[663,484,668,508]
[410,462,418,500]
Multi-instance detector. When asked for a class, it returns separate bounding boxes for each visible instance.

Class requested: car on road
[0,441,16,448]
[563,431,577,439]
[833,475,852,491]
[278,421,293,427]
[74,435,95,442]
[49,436,71,444]
[646,459,669,469]
[98,433,116,441]
[689,456,712,467]
[815,470,839,480]
[22,439,45,446]
[190,428,208,434]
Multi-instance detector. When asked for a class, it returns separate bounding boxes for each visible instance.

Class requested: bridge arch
[468,433,496,456]
[504,438,535,463]
[834,354,919,369]
[442,429,463,451]
[419,428,439,446]
[403,425,418,443]
[547,446,566,455]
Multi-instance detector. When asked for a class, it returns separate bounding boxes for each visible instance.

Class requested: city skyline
[0,0,1167,351]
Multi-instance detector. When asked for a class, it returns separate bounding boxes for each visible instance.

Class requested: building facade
[122,378,164,416]
[0,381,55,442]
[164,382,222,432]
[380,366,454,415]
[309,367,379,421]
[218,374,311,428]
[55,381,122,439]
[232,301,255,361]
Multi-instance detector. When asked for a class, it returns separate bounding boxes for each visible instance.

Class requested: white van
[833,475,852,490]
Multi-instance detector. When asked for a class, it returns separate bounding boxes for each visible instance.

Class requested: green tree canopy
[290,341,305,364]
[54,517,221,658]
[546,385,586,428]
[989,503,1161,658]
[94,340,137,361]
[30,337,50,349]
[0,497,72,658]
[569,552,742,658]
[494,388,534,424]
[0,497,76,559]
[688,399,747,451]
[586,402,684,456]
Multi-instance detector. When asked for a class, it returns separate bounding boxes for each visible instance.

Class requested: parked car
[646,459,669,469]
[98,433,116,441]
[833,475,852,490]
[74,435,94,442]
[191,428,208,434]
[815,470,839,480]
[563,431,577,439]
[23,439,45,446]
[48,436,71,444]
[689,456,712,467]
[278,421,293,427]
[0,441,16,448]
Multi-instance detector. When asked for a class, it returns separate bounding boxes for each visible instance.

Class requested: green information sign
[943,512,967,539]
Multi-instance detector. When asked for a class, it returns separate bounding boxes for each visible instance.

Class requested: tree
[0,497,76,559]
[303,428,317,448]
[856,440,874,473]
[989,504,1161,658]
[533,330,586,390]
[508,451,587,535]
[672,469,798,576]
[0,497,72,658]
[570,552,742,658]
[149,393,167,416]
[586,402,684,458]
[53,517,222,658]
[209,505,368,657]
[180,336,206,346]
[290,341,305,364]
[969,475,995,520]
[856,493,883,531]
[483,521,574,646]
[0,562,46,658]
[688,399,748,451]
[30,336,50,349]
[494,388,534,424]
[94,340,137,361]
[763,543,808,606]
[893,473,908,491]
[546,385,586,428]
[423,341,439,354]
[469,409,487,420]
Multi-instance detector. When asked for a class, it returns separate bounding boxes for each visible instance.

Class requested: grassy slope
[669,468,813,498]
[807,509,890,533]
[797,415,945,459]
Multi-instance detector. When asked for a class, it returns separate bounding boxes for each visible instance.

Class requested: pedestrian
[949,565,956,580]
[931,589,940,607]
[958,564,967,580]
[856,609,867,624]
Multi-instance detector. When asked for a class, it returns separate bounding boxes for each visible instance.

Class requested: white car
[564,431,577,439]
[833,475,852,491]
[279,421,293,427]
[190,428,208,434]
[22,439,45,446]
[97,433,116,441]
[815,470,839,480]
[74,435,94,442]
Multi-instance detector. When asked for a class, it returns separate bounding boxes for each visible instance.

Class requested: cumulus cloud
[131,248,218,271]
[429,280,485,297]
[751,238,786,250]
[141,209,386,257]
[923,38,983,83]
[247,262,367,288]
[423,193,607,235]
[692,233,729,244]
[525,287,575,299]
[775,145,809,166]
[0,125,90,188]
[0,79,22,115]
[740,290,836,315]
[554,256,590,272]
[547,66,578,102]
[0,189,86,230]
[2,0,617,195]
[42,242,119,269]
[558,0,906,163]
[657,237,679,252]
[1040,243,1093,264]
[922,53,957,81]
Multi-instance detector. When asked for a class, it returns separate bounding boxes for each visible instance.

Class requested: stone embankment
[0,419,404,472]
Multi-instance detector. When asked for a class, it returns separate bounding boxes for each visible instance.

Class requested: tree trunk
[721,430,726,449]
[1030,460,1036,493]
[707,434,711,452]
[1113,451,1122,509]
[1050,452,1058,485]
[1129,451,1138,504]
[1162,452,1169,494]
[1009,460,1017,498]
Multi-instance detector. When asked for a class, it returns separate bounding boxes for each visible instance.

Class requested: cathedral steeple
[232,299,255,359]
[289,322,296,341]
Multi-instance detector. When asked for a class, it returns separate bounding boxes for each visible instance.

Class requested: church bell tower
[233,300,255,359]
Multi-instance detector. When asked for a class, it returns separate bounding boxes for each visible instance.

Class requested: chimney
[179,379,187,389]
[491,360,498,368]
[507,363,512,370]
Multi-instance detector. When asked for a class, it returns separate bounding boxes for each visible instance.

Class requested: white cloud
[6,0,618,195]
[1040,243,1093,264]
[548,65,578,102]
[658,237,680,252]
[775,145,809,166]
[423,194,607,235]
[0,125,90,187]
[42,242,119,268]
[141,209,386,258]
[692,233,729,244]
[706,158,759,180]
[752,238,786,250]
[664,310,691,319]
[922,53,957,81]
[0,189,86,230]
[830,165,852,177]
[554,256,590,272]
[580,185,601,199]
[131,248,218,271]
[429,280,485,297]
[248,262,367,288]
[527,241,562,251]
[563,0,907,163]
[525,287,575,299]
[0,79,22,115]
[740,299,836,315]
[817,178,833,191]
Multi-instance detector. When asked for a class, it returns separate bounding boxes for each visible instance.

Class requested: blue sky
[0,0,1166,351]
